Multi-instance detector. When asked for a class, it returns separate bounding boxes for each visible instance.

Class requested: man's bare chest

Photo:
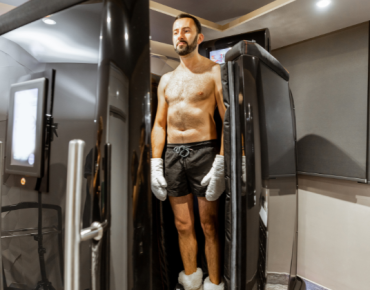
[165,74,214,104]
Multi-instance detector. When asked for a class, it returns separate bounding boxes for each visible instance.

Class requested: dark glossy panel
[199,29,271,60]
[258,62,296,179]
[94,0,152,289]
[229,52,297,290]
[238,56,263,290]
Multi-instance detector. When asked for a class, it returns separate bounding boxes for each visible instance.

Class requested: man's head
[173,14,204,56]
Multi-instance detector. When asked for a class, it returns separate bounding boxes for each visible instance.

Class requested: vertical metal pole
[65,140,85,290]
[228,61,238,290]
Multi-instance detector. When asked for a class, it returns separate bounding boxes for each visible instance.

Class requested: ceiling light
[316,0,331,8]
[124,33,128,40]
[42,18,56,25]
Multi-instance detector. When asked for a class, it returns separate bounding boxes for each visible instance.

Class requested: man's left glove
[201,155,225,201]
[151,158,167,201]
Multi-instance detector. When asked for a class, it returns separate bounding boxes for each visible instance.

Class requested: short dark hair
[175,14,202,34]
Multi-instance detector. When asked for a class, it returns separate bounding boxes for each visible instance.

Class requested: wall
[272,22,370,289]
[274,22,369,181]
[298,175,370,290]
[150,54,179,76]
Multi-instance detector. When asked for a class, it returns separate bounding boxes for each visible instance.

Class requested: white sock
[203,276,224,290]
[178,268,203,290]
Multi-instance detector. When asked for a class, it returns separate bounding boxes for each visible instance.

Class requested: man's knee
[175,219,194,236]
[201,219,218,239]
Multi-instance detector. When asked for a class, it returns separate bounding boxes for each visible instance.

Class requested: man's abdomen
[167,101,218,143]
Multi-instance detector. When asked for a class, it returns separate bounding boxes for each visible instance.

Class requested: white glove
[151,158,167,201]
[201,155,225,201]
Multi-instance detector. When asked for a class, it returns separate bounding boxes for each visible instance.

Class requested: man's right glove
[151,158,167,201]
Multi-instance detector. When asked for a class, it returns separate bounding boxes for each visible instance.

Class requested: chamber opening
[151,74,227,289]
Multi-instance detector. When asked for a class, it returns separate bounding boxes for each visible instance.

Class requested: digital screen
[209,48,231,64]
[11,88,39,167]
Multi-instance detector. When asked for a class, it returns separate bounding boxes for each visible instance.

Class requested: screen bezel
[5,78,47,177]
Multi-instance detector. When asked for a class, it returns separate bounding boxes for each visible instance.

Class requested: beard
[174,35,198,56]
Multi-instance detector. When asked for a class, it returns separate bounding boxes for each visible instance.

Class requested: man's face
[173,18,200,56]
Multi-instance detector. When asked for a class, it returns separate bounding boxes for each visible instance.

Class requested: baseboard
[266,273,330,290]
[299,276,331,290]
[266,272,290,286]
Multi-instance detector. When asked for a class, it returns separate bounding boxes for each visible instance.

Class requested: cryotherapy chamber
[154,33,298,290]
[0,0,157,290]
[199,33,298,289]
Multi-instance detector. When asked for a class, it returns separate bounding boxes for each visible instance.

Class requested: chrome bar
[81,220,108,242]
[65,139,85,290]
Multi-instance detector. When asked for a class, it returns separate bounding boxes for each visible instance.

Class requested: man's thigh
[197,197,219,224]
[169,194,195,224]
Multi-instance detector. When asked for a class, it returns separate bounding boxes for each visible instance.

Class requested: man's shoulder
[200,56,221,73]
[159,71,174,87]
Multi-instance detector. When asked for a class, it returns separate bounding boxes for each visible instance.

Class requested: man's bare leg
[169,194,198,275]
[198,197,220,285]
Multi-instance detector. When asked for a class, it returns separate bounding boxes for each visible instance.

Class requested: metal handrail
[81,220,108,242]
[65,139,85,290]
[64,140,107,290]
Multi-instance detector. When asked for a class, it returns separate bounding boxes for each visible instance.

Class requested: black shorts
[165,140,219,198]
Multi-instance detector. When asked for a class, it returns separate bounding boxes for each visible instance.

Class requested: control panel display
[209,48,231,64]
[5,78,47,177]
[11,88,38,167]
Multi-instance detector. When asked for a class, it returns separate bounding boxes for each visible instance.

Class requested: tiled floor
[265,284,288,290]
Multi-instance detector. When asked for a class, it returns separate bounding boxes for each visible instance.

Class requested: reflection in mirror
[0,2,102,289]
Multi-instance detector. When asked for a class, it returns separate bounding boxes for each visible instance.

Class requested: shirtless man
[151,14,226,290]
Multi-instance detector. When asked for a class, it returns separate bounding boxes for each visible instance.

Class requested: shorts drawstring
[173,145,192,158]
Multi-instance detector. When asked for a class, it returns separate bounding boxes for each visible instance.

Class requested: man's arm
[151,73,170,158]
[214,65,226,156]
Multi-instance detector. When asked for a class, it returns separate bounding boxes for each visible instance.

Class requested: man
[151,14,226,290]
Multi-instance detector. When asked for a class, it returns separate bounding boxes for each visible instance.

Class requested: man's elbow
[155,119,167,130]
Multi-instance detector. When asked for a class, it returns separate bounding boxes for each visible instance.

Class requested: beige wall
[298,175,370,290]
[151,55,179,76]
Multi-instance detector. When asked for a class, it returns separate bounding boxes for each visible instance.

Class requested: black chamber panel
[223,40,297,290]
[258,62,296,178]
[199,29,271,58]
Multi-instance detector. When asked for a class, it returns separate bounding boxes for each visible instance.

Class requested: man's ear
[197,33,204,44]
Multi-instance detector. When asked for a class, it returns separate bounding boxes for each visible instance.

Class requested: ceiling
[1,0,370,63]
[154,0,274,22]
[150,0,370,55]
[1,2,102,63]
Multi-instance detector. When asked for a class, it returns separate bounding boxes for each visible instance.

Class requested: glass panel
[0,2,102,289]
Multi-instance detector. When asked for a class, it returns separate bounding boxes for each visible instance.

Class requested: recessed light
[316,0,331,8]
[107,17,111,23]
[42,18,56,25]
[124,32,128,40]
